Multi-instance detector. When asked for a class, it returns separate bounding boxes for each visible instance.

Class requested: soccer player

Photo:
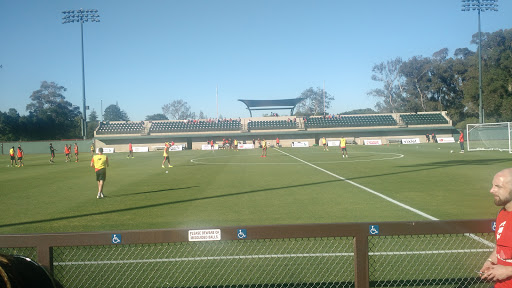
[49,143,55,163]
[74,143,79,162]
[322,137,328,151]
[210,140,214,152]
[128,142,134,158]
[162,143,173,168]
[9,146,16,167]
[16,145,24,167]
[340,136,348,158]
[90,143,95,156]
[276,137,280,148]
[64,144,71,162]
[261,139,267,157]
[459,130,465,153]
[91,147,109,199]
[234,139,238,151]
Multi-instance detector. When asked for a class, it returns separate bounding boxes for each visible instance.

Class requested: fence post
[37,244,53,272]
[354,235,369,288]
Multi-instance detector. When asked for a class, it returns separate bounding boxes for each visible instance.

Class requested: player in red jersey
[459,131,465,153]
[74,143,79,162]
[480,168,512,286]
[128,142,134,158]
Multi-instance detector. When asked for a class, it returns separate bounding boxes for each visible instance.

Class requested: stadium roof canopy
[238,98,305,117]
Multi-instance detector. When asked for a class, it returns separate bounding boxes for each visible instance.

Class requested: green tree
[25,81,81,140]
[198,111,207,120]
[294,87,334,116]
[87,110,99,138]
[162,100,195,120]
[0,108,21,141]
[368,57,404,113]
[341,108,377,115]
[145,113,168,121]
[103,104,130,121]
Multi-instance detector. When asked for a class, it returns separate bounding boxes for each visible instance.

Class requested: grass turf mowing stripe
[274,148,495,248]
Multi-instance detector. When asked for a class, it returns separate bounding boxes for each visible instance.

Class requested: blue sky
[1,1,511,121]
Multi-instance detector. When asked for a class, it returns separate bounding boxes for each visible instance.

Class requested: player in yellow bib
[340,136,348,158]
[261,139,267,157]
[322,137,328,151]
[90,148,109,198]
[162,142,173,168]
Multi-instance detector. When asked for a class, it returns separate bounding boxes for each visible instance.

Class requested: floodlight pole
[62,9,100,139]
[461,0,498,124]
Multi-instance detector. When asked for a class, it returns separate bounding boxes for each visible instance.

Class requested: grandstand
[304,114,397,128]
[248,119,298,130]
[93,112,455,151]
[400,112,450,126]
[149,119,241,133]
[96,121,145,135]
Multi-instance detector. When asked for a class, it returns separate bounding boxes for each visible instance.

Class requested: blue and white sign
[369,225,380,235]
[112,234,122,244]
[492,221,496,232]
[237,229,247,239]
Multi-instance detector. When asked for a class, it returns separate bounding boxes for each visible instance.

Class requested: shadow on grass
[0,180,341,229]
[344,157,511,183]
[108,186,199,198]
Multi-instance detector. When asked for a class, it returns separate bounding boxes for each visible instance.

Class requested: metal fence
[0,220,495,288]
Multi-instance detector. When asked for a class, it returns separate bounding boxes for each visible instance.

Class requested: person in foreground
[90,147,109,199]
[480,168,512,286]
[0,253,63,288]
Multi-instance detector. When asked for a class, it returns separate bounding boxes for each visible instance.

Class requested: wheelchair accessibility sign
[237,229,247,239]
[369,225,379,235]
[112,234,122,244]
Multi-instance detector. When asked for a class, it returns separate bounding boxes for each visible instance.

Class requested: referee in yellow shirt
[90,148,109,199]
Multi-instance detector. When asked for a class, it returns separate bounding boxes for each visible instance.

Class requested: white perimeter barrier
[238,144,254,149]
[292,142,309,147]
[97,147,115,153]
[364,139,382,145]
[133,147,149,152]
[202,144,219,150]
[170,145,184,151]
[437,137,455,143]
[401,138,421,144]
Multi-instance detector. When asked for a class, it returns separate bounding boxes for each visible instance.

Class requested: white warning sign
[188,229,221,241]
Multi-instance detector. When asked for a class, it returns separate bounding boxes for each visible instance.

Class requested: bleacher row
[96,122,144,135]
[400,113,449,125]
[248,120,297,130]
[305,115,397,128]
[95,114,449,135]
[150,120,241,133]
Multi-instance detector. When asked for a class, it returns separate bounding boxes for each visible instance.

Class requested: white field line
[54,249,493,266]
[275,149,494,248]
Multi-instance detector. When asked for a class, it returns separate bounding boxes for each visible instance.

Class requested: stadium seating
[96,121,144,135]
[149,120,241,133]
[399,113,449,125]
[248,120,297,130]
[304,115,397,129]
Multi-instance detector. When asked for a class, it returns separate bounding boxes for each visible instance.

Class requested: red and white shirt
[495,209,512,287]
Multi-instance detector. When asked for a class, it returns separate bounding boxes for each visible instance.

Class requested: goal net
[467,122,512,153]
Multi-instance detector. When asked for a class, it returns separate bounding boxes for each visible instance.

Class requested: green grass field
[0,143,509,235]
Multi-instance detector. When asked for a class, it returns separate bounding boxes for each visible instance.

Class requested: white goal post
[466,122,512,153]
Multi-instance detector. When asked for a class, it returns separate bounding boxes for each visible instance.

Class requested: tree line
[1,28,510,140]
[369,28,512,128]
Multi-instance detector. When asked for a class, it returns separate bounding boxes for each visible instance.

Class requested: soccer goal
[467,122,512,153]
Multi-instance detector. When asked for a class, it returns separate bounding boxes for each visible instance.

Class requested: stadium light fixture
[461,0,498,124]
[62,8,100,139]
